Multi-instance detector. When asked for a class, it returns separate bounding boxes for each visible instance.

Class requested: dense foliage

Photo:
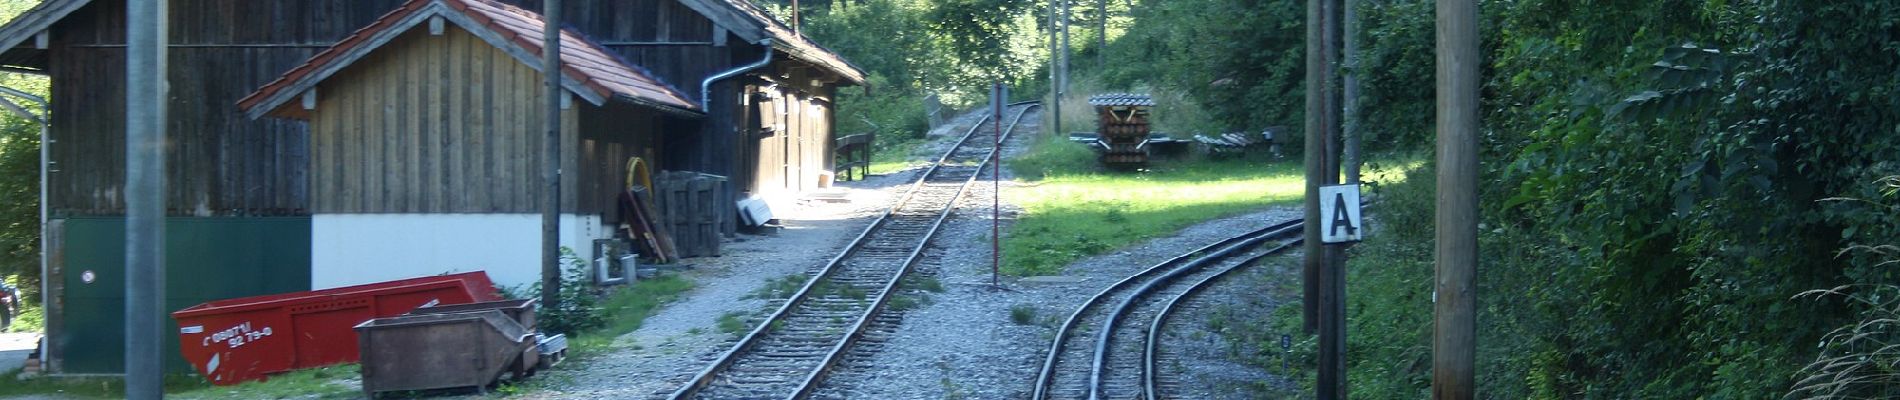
[1305,0,1900,397]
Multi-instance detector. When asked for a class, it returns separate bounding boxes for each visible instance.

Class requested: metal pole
[542,0,564,313]
[1433,0,1479,397]
[125,0,167,397]
[992,84,1004,287]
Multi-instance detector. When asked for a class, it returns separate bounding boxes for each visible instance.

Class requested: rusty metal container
[405,298,537,331]
[353,310,535,396]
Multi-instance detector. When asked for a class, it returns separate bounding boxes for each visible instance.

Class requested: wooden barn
[0,0,863,375]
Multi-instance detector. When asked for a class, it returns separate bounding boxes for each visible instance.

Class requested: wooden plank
[419,31,440,213]
[471,31,494,212]
[404,31,424,213]
[448,28,469,212]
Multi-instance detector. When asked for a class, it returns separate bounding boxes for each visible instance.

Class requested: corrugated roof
[238,0,700,120]
[1088,93,1155,107]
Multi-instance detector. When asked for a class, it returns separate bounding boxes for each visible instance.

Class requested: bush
[525,247,605,335]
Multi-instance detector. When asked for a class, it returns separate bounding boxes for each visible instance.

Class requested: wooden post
[1059,0,1071,94]
[992,84,1004,287]
[1306,0,1348,396]
[1048,0,1062,138]
[1433,0,1479,397]
[1096,0,1107,68]
[542,0,564,312]
[124,0,167,397]
[1343,0,1361,184]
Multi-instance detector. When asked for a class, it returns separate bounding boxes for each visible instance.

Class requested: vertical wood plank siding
[43,0,838,217]
[308,28,587,214]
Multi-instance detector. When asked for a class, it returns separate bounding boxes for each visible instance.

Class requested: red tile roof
[238,0,699,120]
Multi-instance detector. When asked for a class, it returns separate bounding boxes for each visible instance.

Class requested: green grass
[567,275,695,357]
[1002,142,1306,276]
[745,274,808,300]
[168,364,360,400]
[869,137,930,175]
[0,369,211,399]
[716,311,751,336]
[1009,304,1039,325]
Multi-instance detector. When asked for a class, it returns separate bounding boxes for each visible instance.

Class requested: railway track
[671,102,1041,400]
[1033,219,1304,400]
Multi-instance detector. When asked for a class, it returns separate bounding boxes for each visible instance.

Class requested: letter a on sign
[1319,184,1364,243]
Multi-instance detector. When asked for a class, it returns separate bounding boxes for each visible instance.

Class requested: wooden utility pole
[1048,0,1062,137]
[1306,0,1347,397]
[125,0,166,398]
[542,0,564,312]
[1096,0,1107,68]
[1059,0,1071,93]
[1433,0,1479,397]
[1343,0,1361,184]
[1301,0,1325,337]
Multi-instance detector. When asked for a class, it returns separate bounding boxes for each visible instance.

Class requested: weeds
[716,312,751,336]
[1010,304,1038,325]
[746,274,809,300]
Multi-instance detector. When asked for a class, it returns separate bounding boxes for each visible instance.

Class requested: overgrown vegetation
[167,364,359,400]
[1227,1,1900,397]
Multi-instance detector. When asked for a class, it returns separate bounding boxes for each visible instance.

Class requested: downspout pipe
[702,39,775,110]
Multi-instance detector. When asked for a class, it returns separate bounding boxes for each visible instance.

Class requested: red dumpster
[171,272,502,385]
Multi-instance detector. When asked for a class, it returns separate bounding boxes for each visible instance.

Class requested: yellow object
[626,157,653,191]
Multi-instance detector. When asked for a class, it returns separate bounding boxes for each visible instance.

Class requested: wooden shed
[0,0,863,375]
[236,0,703,293]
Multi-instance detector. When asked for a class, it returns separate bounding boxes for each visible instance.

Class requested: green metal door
[57,217,311,374]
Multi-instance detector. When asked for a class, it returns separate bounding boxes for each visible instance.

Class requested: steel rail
[1142,235,1305,399]
[787,102,1039,399]
[1087,222,1304,399]
[1033,218,1304,400]
[671,101,1040,400]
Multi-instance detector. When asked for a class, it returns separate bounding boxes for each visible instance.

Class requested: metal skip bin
[354,310,535,396]
[170,272,501,385]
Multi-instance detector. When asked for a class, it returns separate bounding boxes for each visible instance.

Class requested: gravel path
[520,103,1301,399]
[511,109,995,399]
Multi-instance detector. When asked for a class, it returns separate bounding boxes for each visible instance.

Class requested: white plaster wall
[312,213,606,291]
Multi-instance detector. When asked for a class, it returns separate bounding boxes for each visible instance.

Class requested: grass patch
[869,136,930,175]
[716,311,751,336]
[169,364,360,400]
[746,274,809,300]
[1002,154,1306,276]
[1010,304,1039,325]
[0,369,209,399]
[567,275,695,357]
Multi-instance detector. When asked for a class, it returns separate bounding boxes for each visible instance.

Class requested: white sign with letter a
[1319,184,1364,244]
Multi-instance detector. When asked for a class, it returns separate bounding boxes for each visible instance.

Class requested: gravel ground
[516,103,1303,399]
[509,109,996,399]
[811,104,1304,399]
[1159,255,1304,399]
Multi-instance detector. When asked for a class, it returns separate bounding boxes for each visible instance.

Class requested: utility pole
[1059,0,1070,94]
[1343,0,1361,184]
[1096,0,1107,68]
[542,0,564,314]
[1048,0,1062,137]
[791,0,801,34]
[125,0,167,398]
[1433,0,1479,397]
[1305,0,1347,397]
[992,84,1005,287]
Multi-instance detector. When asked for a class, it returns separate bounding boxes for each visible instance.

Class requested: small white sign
[1319,184,1364,244]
